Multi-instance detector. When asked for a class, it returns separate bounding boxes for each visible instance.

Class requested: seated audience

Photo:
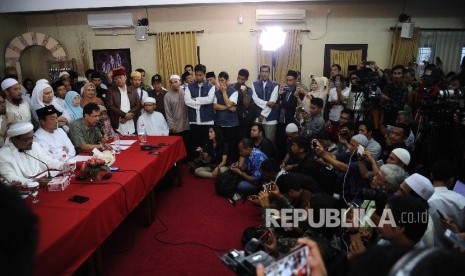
[34,105,76,160]
[194,126,229,178]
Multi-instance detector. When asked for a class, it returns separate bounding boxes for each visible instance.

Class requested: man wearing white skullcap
[0,122,64,186]
[136,97,169,136]
[395,173,435,247]
[1,78,32,123]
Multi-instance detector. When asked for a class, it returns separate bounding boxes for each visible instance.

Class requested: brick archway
[4,32,67,80]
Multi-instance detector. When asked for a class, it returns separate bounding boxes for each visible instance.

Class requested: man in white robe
[0,122,64,186]
[34,105,76,160]
[137,97,169,136]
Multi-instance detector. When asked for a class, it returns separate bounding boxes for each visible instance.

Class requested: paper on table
[110,140,137,146]
[69,155,93,163]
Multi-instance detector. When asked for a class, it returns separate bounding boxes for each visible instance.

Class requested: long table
[32,136,186,276]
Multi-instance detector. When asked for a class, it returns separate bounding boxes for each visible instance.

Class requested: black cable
[152,210,230,252]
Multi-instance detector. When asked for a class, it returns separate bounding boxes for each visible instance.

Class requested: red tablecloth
[32,136,186,276]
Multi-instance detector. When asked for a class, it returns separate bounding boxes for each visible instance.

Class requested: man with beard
[1,78,31,123]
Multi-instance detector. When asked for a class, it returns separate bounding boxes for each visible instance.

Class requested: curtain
[389,27,421,68]
[257,29,301,84]
[417,30,465,74]
[330,49,362,77]
[156,31,198,88]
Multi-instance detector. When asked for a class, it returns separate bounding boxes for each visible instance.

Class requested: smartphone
[444,229,465,251]
[109,166,120,171]
[69,195,89,203]
[264,245,310,276]
[357,145,365,156]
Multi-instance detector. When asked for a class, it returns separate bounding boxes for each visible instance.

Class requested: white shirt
[34,127,76,160]
[6,99,31,123]
[0,140,64,185]
[328,87,350,122]
[184,82,215,125]
[117,87,135,134]
[137,111,169,136]
[251,81,279,125]
[428,186,465,247]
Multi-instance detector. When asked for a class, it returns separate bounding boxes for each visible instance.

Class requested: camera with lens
[221,238,275,275]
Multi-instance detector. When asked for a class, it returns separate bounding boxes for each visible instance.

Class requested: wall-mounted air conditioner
[87,13,134,29]
[256,9,306,23]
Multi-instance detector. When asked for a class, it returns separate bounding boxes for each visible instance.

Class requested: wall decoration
[92,48,131,74]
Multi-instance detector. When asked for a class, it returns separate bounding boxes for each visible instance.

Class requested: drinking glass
[27,182,40,204]
[138,131,147,144]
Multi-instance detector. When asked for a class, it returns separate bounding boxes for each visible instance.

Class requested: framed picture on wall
[92,48,132,74]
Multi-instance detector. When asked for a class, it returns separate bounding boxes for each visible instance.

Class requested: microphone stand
[20,149,52,179]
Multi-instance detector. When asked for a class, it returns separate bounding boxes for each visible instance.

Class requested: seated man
[34,105,76,160]
[229,138,268,198]
[69,103,103,153]
[137,97,169,136]
[0,122,64,186]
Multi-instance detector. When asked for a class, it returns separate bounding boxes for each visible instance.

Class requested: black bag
[215,170,242,198]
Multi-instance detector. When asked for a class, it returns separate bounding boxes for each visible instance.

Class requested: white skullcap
[169,75,180,81]
[392,148,411,166]
[404,173,434,201]
[7,122,34,137]
[36,79,49,85]
[351,134,369,148]
[58,71,70,78]
[1,78,19,91]
[143,97,156,104]
[285,123,298,133]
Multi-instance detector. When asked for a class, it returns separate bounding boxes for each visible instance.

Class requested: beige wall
[2,2,463,87]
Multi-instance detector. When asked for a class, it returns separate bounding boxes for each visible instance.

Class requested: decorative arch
[4,32,67,79]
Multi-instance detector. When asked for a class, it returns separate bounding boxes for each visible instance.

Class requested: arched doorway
[4,32,67,81]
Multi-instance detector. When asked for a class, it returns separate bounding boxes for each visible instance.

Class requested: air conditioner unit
[256,9,306,23]
[87,13,134,29]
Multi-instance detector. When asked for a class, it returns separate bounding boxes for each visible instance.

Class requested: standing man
[251,65,279,144]
[129,71,148,104]
[276,70,299,160]
[184,64,215,158]
[164,75,190,157]
[213,71,239,162]
[147,74,168,117]
[234,69,255,139]
[105,68,141,134]
[0,94,14,147]
[1,78,31,123]
[34,105,76,160]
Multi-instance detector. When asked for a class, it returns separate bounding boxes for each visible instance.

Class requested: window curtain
[257,29,301,84]
[388,27,421,68]
[156,31,198,88]
[330,49,362,77]
[417,30,465,74]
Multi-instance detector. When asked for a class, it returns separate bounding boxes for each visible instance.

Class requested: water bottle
[113,134,121,154]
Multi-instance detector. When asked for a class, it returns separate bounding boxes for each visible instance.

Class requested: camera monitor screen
[264,246,310,276]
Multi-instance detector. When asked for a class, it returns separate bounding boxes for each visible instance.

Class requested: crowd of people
[1,57,465,275]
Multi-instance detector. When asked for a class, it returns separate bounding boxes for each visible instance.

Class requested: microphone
[19,149,52,179]
[97,122,105,136]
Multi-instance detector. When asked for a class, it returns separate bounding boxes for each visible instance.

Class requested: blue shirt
[243,148,268,182]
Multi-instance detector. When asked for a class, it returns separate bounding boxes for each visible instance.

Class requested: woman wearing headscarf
[30,81,71,131]
[64,91,83,123]
[80,82,104,107]
[301,77,327,114]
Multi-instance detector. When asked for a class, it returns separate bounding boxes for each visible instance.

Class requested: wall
[3,2,464,87]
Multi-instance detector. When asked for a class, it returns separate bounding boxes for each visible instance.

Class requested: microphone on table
[19,149,52,179]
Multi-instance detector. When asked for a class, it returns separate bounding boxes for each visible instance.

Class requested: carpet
[102,165,261,275]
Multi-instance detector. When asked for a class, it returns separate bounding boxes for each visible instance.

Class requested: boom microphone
[19,149,52,179]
